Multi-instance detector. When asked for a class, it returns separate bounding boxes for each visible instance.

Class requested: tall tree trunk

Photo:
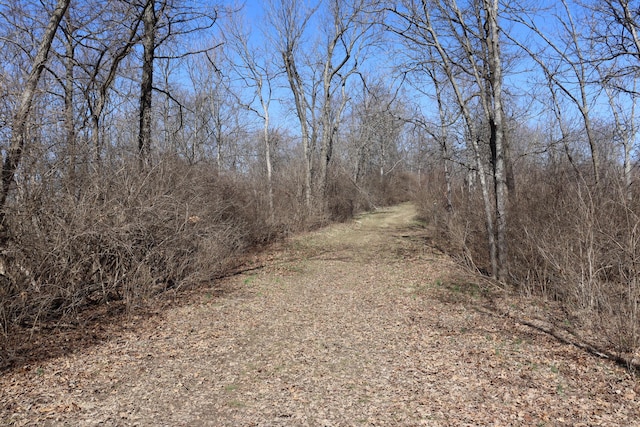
[283,51,313,210]
[319,101,332,205]
[263,107,274,221]
[475,136,498,278]
[485,0,508,280]
[319,82,347,209]
[442,141,453,213]
[433,77,453,212]
[0,0,71,240]
[419,3,498,278]
[64,20,76,192]
[138,0,156,170]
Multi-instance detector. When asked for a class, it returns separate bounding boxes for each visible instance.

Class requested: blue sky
[178,0,633,146]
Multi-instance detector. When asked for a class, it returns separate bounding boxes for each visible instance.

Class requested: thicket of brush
[417,164,640,359]
[0,152,413,353]
[0,158,273,334]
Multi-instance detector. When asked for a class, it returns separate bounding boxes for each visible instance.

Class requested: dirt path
[2,203,639,426]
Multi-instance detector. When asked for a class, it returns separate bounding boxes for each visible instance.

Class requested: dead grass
[1,203,639,426]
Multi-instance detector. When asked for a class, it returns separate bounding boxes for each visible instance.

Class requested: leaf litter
[1,203,639,426]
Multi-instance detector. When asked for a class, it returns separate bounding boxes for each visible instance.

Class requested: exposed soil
[1,203,639,426]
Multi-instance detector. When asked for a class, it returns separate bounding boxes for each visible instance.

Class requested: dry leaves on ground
[1,203,639,426]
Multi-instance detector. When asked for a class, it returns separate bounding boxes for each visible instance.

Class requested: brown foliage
[416,165,640,358]
[510,170,640,355]
[414,171,490,270]
[0,157,307,338]
[0,150,418,367]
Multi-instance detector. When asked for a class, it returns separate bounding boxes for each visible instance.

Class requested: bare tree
[387,0,510,279]
[135,0,218,169]
[585,0,640,81]
[483,0,508,279]
[59,8,77,189]
[316,0,374,205]
[76,1,145,163]
[0,0,71,240]
[268,0,318,210]
[348,80,405,187]
[600,69,638,200]
[586,0,640,198]
[137,0,157,169]
[225,13,279,218]
[507,0,602,183]
[421,68,457,212]
[268,0,376,211]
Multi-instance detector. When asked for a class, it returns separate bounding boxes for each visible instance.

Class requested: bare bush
[510,172,640,355]
[417,164,640,359]
[0,156,302,336]
[415,170,490,271]
[0,147,378,346]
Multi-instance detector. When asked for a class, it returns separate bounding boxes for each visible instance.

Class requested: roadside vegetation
[1,0,640,371]
[0,153,414,368]
[416,166,640,368]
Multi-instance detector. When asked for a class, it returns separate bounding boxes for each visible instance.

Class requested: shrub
[416,165,640,357]
[0,157,303,334]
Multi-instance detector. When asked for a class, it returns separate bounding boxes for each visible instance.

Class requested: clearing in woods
[1,203,639,426]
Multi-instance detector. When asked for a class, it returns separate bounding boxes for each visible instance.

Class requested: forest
[0,0,639,364]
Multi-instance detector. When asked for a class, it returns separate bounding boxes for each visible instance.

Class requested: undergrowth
[415,167,640,362]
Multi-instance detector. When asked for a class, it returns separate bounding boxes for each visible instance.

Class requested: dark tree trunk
[138,0,156,170]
